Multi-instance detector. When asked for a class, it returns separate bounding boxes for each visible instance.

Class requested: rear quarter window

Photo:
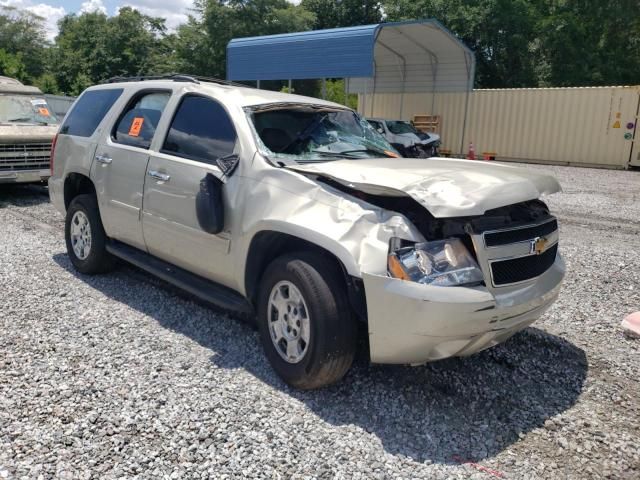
[60,88,123,137]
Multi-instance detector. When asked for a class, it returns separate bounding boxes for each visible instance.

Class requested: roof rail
[105,74,199,84]
[105,73,254,88]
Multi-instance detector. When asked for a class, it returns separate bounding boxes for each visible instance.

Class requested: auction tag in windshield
[38,107,50,116]
[31,98,48,106]
[129,117,144,137]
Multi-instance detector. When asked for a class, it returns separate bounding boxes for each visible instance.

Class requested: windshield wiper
[7,117,49,125]
[336,148,397,158]
[309,150,363,159]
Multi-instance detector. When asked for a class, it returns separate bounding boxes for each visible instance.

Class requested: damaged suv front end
[246,102,564,366]
[367,201,563,364]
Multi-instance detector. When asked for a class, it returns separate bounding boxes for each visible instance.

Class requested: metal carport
[227,20,475,151]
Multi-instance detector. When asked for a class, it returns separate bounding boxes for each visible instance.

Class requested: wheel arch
[64,172,96,209]
[244,230,367,321]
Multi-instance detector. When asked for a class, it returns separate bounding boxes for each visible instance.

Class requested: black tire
[257,251,357,389]
[65,194,115,274]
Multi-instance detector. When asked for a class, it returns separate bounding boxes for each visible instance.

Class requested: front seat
[260,128,293,153]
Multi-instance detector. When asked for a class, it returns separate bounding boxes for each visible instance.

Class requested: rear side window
[162,95,236,164]
[113,91,171,149]
[60,89,123,137]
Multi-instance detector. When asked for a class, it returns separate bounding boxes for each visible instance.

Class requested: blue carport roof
[227,24,379,80]
[226,20,474,90]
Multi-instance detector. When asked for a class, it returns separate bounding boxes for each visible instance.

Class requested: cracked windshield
[250,105,399,163]
[0,94,59,125]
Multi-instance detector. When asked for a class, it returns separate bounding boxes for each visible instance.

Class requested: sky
[0,0,195,39]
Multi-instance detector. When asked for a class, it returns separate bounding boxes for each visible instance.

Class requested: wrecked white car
[49,75,564,389]
[367,117,441,158]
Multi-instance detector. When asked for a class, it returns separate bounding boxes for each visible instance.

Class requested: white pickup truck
[49,75,564,389]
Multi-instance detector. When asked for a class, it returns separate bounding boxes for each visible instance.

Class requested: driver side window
[162,95,237,164]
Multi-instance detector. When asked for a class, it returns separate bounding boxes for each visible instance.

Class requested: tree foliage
[175,0,316,78]
[301,0,383,30]
[383,0,640,88]
[0,0,637,95]
[0,6,48,83]
[52,7,170,95]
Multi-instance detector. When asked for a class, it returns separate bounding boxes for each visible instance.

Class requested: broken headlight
[388,238,484,286]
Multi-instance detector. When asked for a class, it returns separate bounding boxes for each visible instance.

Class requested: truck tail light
[50,133,58,175]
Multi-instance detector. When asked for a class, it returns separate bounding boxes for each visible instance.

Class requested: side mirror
[196,173,224,234]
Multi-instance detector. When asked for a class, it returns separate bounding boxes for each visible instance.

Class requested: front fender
[234,172,424,293]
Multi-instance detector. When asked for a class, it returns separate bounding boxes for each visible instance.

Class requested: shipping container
[359,86,640,169]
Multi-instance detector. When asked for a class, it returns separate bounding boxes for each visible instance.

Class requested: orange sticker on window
[38,107,50,116]
[129,117,144,137]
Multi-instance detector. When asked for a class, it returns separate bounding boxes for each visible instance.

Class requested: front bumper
[0,168,50,184]
[363,254,565,364]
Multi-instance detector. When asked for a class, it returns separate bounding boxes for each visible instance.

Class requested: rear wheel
[257,252,357,389]
[65,194,115,274]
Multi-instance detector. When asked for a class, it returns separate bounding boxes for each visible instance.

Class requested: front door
[142,94,238,285]
[91,91,171,250]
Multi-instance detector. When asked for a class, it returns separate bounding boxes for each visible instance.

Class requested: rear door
[91,90,171,250]
[142,94,237,284]
[53,87,124,196]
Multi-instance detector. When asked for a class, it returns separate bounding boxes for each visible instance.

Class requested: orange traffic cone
[467,142,476,160]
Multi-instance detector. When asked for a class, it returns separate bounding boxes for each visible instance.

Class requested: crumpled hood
[289,157,561,218]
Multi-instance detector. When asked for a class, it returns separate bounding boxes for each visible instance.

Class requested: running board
[106,241,253,315]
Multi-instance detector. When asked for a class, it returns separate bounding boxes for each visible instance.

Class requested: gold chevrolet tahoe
[0,76,59,184]
[49,75,565,389]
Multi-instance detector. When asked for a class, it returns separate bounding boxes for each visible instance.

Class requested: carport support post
[460,50,475,157]
[257,80,261,89]
[322,78,327,100]
[344,78,348,106]
[288,79,292,93]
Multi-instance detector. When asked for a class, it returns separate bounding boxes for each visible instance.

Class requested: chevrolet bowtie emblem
[530,236,549,255]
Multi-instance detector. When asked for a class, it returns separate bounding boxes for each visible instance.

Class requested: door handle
[95,154,112,165]
[148,170,171,182]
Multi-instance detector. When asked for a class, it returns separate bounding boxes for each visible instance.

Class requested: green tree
[382,0,540,88]
[0,49,27,80]
[536,0,640,86]
[383,0,640,88]
[0,6,48,83]
[33,73,61,95]
[52,7,170,94]
[174,0,316,78]
[301,0,383,30]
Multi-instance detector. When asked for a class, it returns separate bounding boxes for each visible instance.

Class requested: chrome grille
[491,243,558,285]
[484,219,558,247]
[472,217,559,287]
[0,143,52,171]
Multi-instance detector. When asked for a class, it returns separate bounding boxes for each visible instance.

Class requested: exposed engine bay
[317,175,552,247]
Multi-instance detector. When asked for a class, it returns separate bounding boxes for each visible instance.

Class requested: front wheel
[257,252,357,389]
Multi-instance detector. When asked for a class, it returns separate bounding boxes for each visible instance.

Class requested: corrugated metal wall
[359,86,640,169]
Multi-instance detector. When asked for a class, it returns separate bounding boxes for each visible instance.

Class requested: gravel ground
[1,164,639,479]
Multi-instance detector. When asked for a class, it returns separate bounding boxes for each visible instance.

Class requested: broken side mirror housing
[216,154,240,177]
